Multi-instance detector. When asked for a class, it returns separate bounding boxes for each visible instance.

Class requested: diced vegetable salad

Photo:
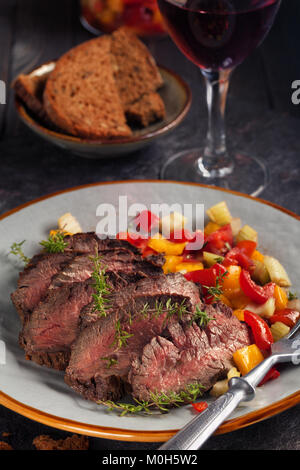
[117,204,300,392]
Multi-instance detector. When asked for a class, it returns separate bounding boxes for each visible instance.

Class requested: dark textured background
[0,0,299,451]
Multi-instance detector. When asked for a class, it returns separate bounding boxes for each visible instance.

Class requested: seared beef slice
[128,303,251,401]
[13,234,164,370]
[65,273,202,401]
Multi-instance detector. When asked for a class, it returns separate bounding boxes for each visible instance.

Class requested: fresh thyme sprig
[204,268,228,302]
[100,356,118,369]
[112,320,133,349]
[189,305,214,328]
[288,291,298,301]
[97,383,205,416]
[90,254,111,317]
[9,240,30,265]
[40,232,68,253]
[136,299,190,324]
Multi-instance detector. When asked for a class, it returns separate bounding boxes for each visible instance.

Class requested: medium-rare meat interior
[11,232,251,407]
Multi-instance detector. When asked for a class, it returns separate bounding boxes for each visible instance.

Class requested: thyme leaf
[90,254,111,317]
[204,268,228,302]
[112,320,133,349]
[9,240,30,265]
[40,232,68,253]
[189,305,214,328]
[288,291,298,301]
[97,383,205,416]
[100,356,118,369]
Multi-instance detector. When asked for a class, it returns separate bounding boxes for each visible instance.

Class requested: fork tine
[286,321,300,340]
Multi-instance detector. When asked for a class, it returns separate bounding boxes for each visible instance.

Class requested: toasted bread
[126,92,166,127]
[43,36,132,139]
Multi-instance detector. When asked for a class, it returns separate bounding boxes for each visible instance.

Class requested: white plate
[0,181,299,441]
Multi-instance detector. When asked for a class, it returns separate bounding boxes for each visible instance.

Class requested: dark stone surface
[0,0,299,451]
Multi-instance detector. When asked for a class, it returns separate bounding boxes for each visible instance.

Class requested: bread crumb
[33,434,89,451]
[0,441,13,450]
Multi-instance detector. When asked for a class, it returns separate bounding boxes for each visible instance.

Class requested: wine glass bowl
[157,0,281,196]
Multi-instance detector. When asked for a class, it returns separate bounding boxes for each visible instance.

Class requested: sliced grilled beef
[128,303,251,401]
[11,233,164,324]
[14,233,165,370]
[65,273,202,401]
[11,252,73,322]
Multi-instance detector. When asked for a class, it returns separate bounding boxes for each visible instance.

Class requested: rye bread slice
[43,36,132,139]
[111,28,164,111]
[126,92,166,127]
[13,73,52,126]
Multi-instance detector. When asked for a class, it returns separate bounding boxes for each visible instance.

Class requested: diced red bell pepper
[184,268,216,286]
[258,367,280,386]
[133,210,159,234]
[203,224,233,255]
[183,230,204,252]
[244,310,274,351]
[184,263,226,286]
[223,241,256,271]
[168,228,195,243]
[141,246,158,258]
[116,231,149,251]
[269,309,300,328]
[191,401,208,413]
[240,269,275,304]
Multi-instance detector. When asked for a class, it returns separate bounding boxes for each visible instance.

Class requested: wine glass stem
[198,69,234,178]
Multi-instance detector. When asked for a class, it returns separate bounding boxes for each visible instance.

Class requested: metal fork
[159,321,300,450]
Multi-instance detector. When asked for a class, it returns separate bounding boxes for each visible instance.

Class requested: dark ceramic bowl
[15,61,192,159]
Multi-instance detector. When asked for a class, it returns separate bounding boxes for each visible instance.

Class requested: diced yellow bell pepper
[175,262,204,273]
[233,344,264,376]
[274,285,288,311]
[219,294,232,307]
[222,265,242,299]
[148,236,187,255]
[49,229,72,237]
[230,293,251,309]
[251,250,264,263]
[163,255,183,274]
[204,221,221,236]
[233,309,245,322]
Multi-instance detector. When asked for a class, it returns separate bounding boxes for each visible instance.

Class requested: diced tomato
[204,224,233,255]
[269,309,300,328]
[183,230,205,252]
[244,310,274,351]
[133,210,159,234]
[191,401,208,413]
[258,367,280,386]
[184,263,227,301]
[142,246,158,258]
[116,231,148,251]
[236,241,257,257]
[240,269,274,305]
[184,268,216,286]
[168,228,195,243]
[223,241,256,271]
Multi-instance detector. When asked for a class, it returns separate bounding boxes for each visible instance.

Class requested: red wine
[157,0,280,70]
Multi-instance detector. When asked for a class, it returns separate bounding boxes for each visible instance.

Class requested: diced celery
[203,251,224,267]
[230,217,242,237]
[245,297,275,319]
[58,212,82,234]
[236,224,258,243]
[271,321,290,342]
[210,379,229,397]
[251,259,270,285]
[206,201,232,226]
[264,256,291,287]
[160,212,187,237]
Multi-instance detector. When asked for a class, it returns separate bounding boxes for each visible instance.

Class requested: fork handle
[159,378,255,450]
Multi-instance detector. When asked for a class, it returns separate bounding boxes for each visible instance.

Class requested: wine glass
[157,0,281,196]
